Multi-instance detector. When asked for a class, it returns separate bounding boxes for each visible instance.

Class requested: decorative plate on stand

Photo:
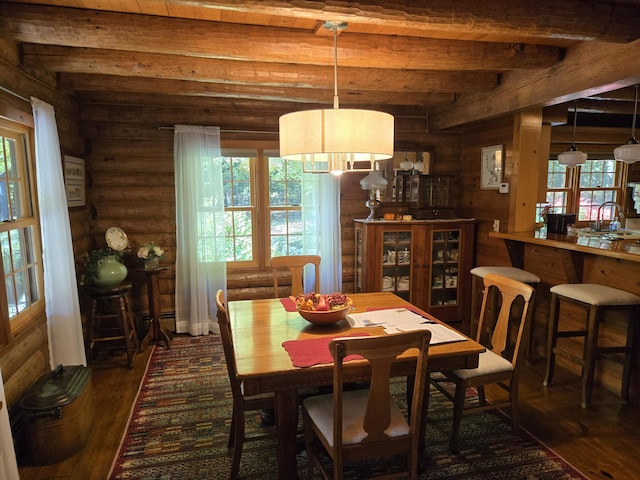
[105,227,129,251]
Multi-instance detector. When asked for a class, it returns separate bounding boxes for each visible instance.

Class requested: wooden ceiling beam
[72,91,432,117]
[2,4,562,70]
[197,0,640,43]
[430,39,640,131]
[24,45,497,94]
[68,80,453,109]
[7,0,640,43]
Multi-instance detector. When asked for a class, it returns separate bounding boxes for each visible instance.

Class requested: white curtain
[302,173,342,293]
[174,125,225,335]
[31,97,86,367]
[0,369,19,480]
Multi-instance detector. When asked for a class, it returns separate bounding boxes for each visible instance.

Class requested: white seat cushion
[452,350,513,380]
[471,266,540,284]
[551,284,640,306]
[303,388,409,447]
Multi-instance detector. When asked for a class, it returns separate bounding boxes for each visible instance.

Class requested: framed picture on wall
[64,155,86,207]
[480,145,503,189]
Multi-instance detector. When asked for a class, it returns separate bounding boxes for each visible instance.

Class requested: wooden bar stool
[543,284,640,408]
[470,266,540,362]
[86,281,140,369]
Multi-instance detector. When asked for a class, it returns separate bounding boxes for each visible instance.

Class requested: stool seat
[544,283,640,408]
[471,266,540,284]
[550,284,640,306]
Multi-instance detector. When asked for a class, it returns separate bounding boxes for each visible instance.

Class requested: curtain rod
[0,85,31,104]
[157,126,278,135]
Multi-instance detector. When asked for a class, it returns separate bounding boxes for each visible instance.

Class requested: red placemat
[282,333,369,367]
[280,297,297,312]
[366,305,438,322]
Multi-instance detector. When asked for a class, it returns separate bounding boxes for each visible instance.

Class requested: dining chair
[302,330,432,480]
[431,273,535,452]
[215,290,276,479]
[270,254,321,297]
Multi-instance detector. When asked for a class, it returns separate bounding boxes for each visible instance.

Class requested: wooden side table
[139,267,172,350]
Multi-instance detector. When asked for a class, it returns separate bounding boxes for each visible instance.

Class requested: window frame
[539,158,626,226]
[0,115,45,344]
[222,147,307,270]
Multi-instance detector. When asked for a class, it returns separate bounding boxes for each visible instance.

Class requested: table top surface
[228,292,484,394]
[489,230,640,263]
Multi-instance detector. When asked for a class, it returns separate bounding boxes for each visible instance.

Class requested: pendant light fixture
[614,84,640,164]
[279,21,394,175]
[557,100,587,167]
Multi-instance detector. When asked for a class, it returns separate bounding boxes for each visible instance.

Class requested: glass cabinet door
[430,229,460,307]
[381,230,412,301]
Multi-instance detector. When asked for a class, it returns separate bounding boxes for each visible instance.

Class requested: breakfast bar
[487,229,640,404]
[488,230,640,284]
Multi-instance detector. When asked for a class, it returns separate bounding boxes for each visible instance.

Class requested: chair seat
[303,389,409,447]
[550,284,640,306]
[471,266,540,284]
[453,350,514,380]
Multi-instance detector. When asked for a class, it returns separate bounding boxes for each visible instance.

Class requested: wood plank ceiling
[1,0,640,140]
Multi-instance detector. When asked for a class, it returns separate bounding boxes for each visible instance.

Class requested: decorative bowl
[297,299,353,326]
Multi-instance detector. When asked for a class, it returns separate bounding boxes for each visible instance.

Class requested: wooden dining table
[228,291,485,479]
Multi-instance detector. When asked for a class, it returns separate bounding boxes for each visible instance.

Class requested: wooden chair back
[477,273,535,369]
[215,289,242,399]
[270,255,321,297]
[329,331,431,477]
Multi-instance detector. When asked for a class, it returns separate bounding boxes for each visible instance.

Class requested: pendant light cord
[571,100,578,147]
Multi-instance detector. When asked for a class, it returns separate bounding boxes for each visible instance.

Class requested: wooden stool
[86,281,140,369]
[543,284,640,408]
[470,266,540,362]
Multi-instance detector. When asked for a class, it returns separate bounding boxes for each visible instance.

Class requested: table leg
[275,388,300,480]
[141,317,172,350]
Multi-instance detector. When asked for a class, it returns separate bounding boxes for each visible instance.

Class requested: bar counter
[488,230,640,283]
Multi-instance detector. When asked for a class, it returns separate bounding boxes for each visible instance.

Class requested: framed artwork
[64,155,86,207]
[480,145,503,189]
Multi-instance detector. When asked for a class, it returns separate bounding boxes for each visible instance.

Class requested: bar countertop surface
[489,230,640,263]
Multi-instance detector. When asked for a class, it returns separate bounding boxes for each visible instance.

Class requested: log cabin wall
[80,102,463,310]
[0,40,91,406]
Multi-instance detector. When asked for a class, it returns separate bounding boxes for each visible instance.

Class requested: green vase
[93,255,128,288]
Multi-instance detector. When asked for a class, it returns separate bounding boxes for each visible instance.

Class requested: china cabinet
[354,218,476,323]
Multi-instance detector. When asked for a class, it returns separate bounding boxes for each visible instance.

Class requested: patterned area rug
[109,334,588,480]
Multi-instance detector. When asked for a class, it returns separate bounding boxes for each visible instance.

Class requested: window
[0,118,43,339]
[222,156,255,265]
[538,158,624,225]
[221,150,306,268]
[268,157,303,257]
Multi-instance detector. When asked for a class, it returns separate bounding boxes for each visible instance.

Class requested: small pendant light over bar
[557,100,587,167]
[278,21,394,175]
[614,84,640,164]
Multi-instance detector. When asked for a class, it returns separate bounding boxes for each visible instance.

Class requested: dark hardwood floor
[17,338,639,480]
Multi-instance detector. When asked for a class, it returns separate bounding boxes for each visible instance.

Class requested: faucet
[595,201,624,231]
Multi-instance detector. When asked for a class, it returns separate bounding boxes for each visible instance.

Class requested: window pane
[270,179,287,206]
[270,210,287,235]
[10,229,24,269]
[5,277,16,317]
[287,210,302,234]
[1,231,10,275]
[224,210,253,262]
